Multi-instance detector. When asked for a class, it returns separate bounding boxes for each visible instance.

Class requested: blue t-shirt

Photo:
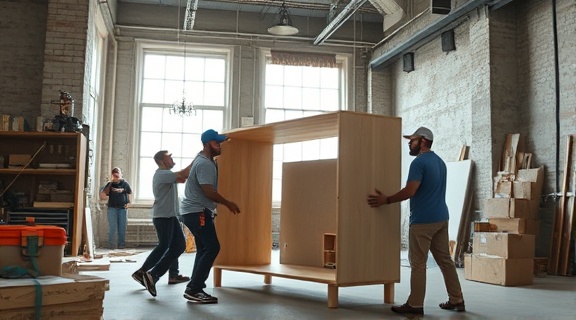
[406,151,449,225]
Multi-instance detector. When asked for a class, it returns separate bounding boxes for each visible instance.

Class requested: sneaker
[168,274,190,285]
[132,270,145,288]
[183,288,218,304]
[142,271,157,297]
[391,303,424,315]
[439,300,466,312]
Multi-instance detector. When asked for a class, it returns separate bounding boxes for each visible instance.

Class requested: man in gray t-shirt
[134,150,193,297]
[181,129,241,304]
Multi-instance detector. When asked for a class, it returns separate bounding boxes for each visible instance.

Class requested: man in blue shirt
[367,127,465,315]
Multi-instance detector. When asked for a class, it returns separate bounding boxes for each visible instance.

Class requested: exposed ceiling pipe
[184,0,199,30]
[369,0,495,70]
[313,0,367,45]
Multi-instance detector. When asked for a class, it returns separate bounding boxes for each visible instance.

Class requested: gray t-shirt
[151,168,180,218]
[181,153,218,214]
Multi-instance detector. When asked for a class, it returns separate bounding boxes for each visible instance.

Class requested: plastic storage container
[0,225,67,276]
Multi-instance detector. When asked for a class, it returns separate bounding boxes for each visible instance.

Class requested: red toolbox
[0,225,67,276]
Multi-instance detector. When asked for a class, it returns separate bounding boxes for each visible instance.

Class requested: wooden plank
[280,160,337,268]
[215,139,273,266]
[550,135,573,274]
[559,135,576,275]
[337,112,401,284]
[226,111,340,144]
[500,133,522,174]
[216,264,336,284]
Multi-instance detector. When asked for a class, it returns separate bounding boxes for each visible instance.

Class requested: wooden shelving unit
[213,111,401,308]
[0,131,87,255]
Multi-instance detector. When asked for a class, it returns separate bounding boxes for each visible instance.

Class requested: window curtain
[270,50,337,68]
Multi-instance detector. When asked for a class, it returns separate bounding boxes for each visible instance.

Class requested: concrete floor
[86,248,576,320]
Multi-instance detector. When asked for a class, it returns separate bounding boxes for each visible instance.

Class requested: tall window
[135,43,230,201]
[263,51,348,204]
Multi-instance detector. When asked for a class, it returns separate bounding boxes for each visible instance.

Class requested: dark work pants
[142,216,186,281]
[181,210,220,292]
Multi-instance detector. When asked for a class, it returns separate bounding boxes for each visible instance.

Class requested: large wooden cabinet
[0,131,87,255]
[213,111,401,307]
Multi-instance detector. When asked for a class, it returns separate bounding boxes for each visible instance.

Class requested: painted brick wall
[40,0,89,119]
[0,0,47,127]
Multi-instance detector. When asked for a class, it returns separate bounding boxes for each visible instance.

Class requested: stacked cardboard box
[486,166,544,237]
[0,274,108,320]
[465,233,535,286]
[465,166,544,286]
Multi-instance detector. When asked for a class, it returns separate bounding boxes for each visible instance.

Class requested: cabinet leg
[327,284,338,308]
[384,283,394,304]
[213,267,222,287]
[264,274,272,284]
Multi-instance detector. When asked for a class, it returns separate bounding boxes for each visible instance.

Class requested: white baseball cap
[403,127,434,141]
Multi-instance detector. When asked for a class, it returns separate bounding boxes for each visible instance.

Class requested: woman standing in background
[100,167,132,249]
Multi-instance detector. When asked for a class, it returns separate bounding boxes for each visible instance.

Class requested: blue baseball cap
[201,129,227,144]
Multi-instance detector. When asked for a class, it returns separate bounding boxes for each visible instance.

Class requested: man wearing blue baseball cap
[367,126,465,316]
[180,129,240,303]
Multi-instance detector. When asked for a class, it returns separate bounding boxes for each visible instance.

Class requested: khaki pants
[407,220,464,307]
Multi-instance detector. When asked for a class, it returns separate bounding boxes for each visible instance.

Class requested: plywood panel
[337,112,401,284]
[280,160,337,267]
[226,112,340,144]
[215,139,273,265]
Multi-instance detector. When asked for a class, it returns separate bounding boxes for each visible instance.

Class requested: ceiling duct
[368,0,404,31]
[313,0,368,45]
[183,0,198,30]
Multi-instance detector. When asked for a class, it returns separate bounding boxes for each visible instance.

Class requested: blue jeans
[145,217,186,282]
[181,210,220,292]
[107,207,127,248]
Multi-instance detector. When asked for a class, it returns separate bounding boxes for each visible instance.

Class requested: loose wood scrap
[559,135,576,275]
[500,133,524,174]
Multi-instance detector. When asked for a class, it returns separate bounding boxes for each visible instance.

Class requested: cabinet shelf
[0,131,87,256]
[0,168,76,175]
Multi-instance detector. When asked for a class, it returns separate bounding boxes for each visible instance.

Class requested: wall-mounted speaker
[441,30,456,52]
[431,0,451,15]
[403,53,414,73]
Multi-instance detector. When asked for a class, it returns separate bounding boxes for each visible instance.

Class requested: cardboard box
[473,232,535,258]
[494,180,512,198]
[8,154,32,168]
[489,218,526,234]
[513,181,541,219]
[484,198,530,219]
[464,253,472,279]
[1,115,10,131]
[474,221,492,232]
[466,254,533,286]
[0,225,67,276]
[534,257,548,277]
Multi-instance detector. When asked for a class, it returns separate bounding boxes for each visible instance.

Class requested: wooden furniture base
[213,264,395,308]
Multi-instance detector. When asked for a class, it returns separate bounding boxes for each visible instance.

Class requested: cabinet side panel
[337,113,401,284]
[280,159,337,267]
[215,139,272,265]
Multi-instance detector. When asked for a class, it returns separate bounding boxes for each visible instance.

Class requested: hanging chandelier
[170,95,195,116]
[170,0,195,117]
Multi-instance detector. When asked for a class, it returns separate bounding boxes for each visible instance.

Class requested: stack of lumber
[549,134,576,276]
[0,274,108,320]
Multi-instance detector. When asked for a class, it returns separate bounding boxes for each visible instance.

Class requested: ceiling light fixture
[268,1,299,36]
[170,0,195,117]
